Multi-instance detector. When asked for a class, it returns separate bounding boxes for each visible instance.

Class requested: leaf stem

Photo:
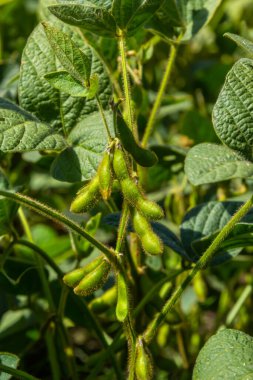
[226,284,252,326]
[143,195,253,344]
[0,364,40,380]
[118,32,136,138]
[142,39,180,147]
[96,94,112,141]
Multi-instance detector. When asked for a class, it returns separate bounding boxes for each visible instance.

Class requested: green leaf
[0,109,66,152]
[48,3,117,37]
[180,201,253,264]
[42,22,91,83]
[148,0,222,42]
[185,143,253,185]
[225,33,253,57]
[44,70,90,98]
[0,352,19,380]
[19,23,112,135]
[51,111,114,182]
[112,0,163,35]
[193,329,253,380]
[213,59,253,160]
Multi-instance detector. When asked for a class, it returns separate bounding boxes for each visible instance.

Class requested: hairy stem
[18,208,61,380]
[143,195,253,344]
[142,39,180,147]
[118,32,136,138]
[0,190,118,267]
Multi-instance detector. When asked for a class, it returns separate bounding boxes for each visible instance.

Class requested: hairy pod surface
[112,144,130,181]
[116,111,158,167]
[74,259,111,296]
[121,177,143,205]
[136,198,164,220]
[132,209,151,237]
[141,231,164,255]
[70,175,100,213]
[63,255,104,288]
[89,286,117,313]
[116,271,129,322]
[135,337,153,380]
[98,151,113,200]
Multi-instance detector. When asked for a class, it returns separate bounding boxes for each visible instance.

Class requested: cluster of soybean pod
[64,109,162,379]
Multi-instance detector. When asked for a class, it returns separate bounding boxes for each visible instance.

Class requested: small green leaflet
[225,33,253,57]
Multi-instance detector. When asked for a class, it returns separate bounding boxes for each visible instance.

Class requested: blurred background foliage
[1,0,253,379]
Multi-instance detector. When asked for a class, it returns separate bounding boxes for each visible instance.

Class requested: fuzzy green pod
[121,177,143,206]
[70,175,100,213]
[135,337,153,380]
[74,259,111,296]
[112,144,130,181]
[132,209,151,237]
[141,231,164,255]
[136,198,164,220]
[116,111,158,167]
[116,271,129,322]
[98,151,113,200]
[63,256,104,288]
[89,286,117,313]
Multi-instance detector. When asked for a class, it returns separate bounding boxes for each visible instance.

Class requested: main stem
[115,203,137,379]
[118,32,136,139]
[143,195,253,344]
[142,40,179,147]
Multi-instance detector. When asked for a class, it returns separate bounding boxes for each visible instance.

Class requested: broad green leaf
[19,23,112,135]
[42,22,91,83]
[48,3,117,37]
[0,109,66,152]
[0,352,19,380]
[193,329,253,380]
[112,0,163,35]
[185,143,253,185]
[44,70,90,97]
[0,110,64,152]
[180,201,253,264]
[51,111,114,182]
[0,98,35,119]
[225,33,253,57]
[213,59,253,160]
[148,0,222,42]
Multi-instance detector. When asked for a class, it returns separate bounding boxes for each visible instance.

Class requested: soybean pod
[135,337,153,380]
[98,149,113,200]
[136,198,164,220]
[132,210,164,255]
[116,270,129,322]
[70,175,100,213]
[116,111,158,167]
[74,259,111,296]
[63,255,104,288]
[112,142,130,181]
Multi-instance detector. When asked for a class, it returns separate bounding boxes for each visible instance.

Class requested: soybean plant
[1,1,253,380]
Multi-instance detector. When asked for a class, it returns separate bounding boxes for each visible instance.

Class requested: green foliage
[1,0,253,379]
[193,329,253,380]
